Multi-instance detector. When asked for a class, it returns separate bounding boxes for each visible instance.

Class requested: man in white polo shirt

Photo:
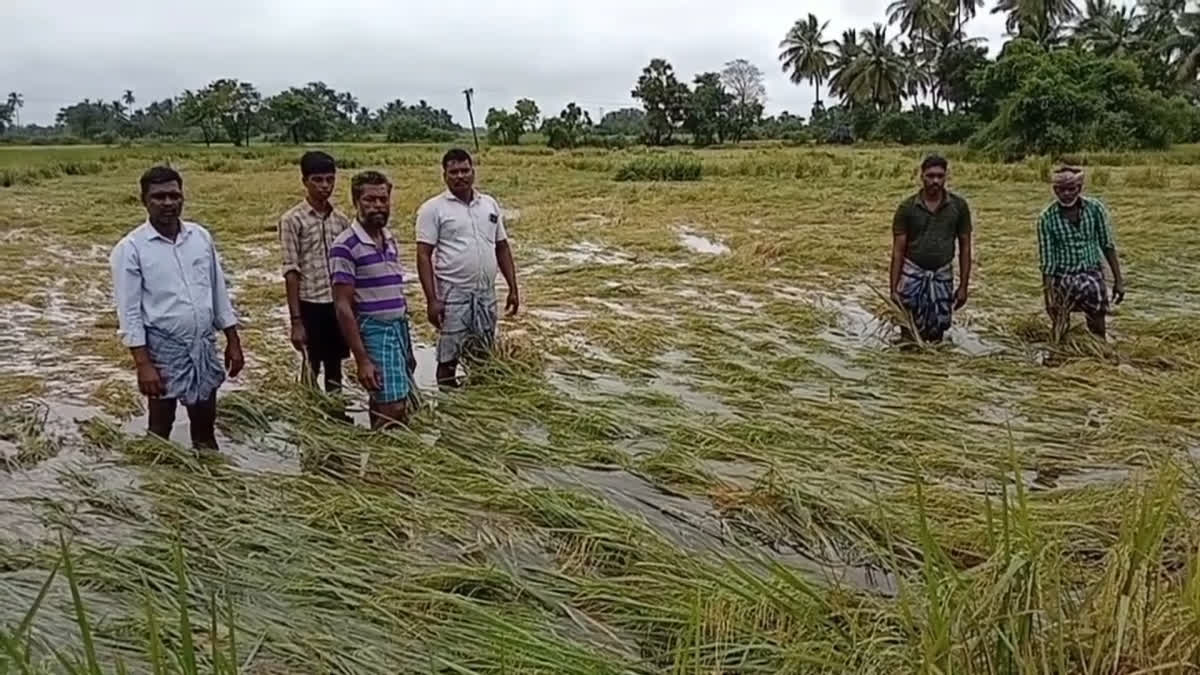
[415,148,520,387]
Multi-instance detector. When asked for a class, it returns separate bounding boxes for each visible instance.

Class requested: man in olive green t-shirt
[889,154,973,343]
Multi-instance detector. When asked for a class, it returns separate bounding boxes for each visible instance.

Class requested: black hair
[139,165,182,197]
[441,148,473,169]
[350,170,392,202]
[300,151,336,178]
[920,154,948,173]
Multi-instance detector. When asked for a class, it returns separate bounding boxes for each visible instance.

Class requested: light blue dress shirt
[110,221,238,348]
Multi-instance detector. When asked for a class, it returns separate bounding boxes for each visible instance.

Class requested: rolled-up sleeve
[279,213,302,278]
[329,244,356,286]
[110,240,146,348]
[209,239,239,331]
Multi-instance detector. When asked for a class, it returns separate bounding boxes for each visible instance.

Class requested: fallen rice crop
[1,142,1199,673]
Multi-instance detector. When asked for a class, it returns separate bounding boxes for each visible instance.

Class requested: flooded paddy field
[1,143,1199,673]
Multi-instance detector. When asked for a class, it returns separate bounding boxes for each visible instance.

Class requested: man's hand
[505,288,520,316]
[136,362,165,398]
[357,358,382,391]
[1112,278,1126,305]
[289,319,307,352]
[225,340,245,378]
[953,285,969,310]
[890,285,904,309]
[426,299,445,330]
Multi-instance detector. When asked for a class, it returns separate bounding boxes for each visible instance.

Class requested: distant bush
[614,155,702,182]
[386,117,454,143]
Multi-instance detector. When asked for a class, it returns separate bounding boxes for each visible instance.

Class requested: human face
[355,183,391,229]
[443,159,475,197]
[143,180,183,226]
[1054,183,1082,208]
[303,172,335,206]
[921,165,947,195]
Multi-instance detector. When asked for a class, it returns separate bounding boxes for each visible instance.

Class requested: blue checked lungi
[898,259,954,341]
[359,315,416,404]
[144,326,225,405]
[1049,267,1107,316]
[437,284,497,364]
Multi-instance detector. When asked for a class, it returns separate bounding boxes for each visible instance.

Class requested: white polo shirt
[415,189,508,289]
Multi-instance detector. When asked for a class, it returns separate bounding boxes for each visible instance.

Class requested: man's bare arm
[889,232,908,298]
[333,284,369,364]
[416,243,442,329]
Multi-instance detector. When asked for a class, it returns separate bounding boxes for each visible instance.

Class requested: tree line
[0,81,462,146]
[3,0,1199,156]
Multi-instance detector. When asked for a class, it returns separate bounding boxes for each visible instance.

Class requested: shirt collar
[352,220,393,249]
[914,191,949,214]
[141,220,193,243]
[443,189,479,206]
[303,199,337,219]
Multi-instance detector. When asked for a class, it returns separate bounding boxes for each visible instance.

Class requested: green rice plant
[614,156,702,182]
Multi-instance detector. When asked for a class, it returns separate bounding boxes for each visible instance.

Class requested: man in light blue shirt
[110,166,244,450]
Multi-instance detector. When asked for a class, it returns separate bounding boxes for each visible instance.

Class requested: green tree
[265,85,335,144]
[779,14,834,104]
[886,0,950,40]
[597,108,646,136]
[839,24,908,109]
[684,72,733,146]
[543,102,593,149]
[993,0,1080,46]
[827,30,862,103]
[485,108,524,145]
[56,99,119,139]
[1164,11,1200,84]
[122,90,136,109]
[1075,0,1145,56]
[2,92,20,131]
[514,98,541,133]
[631,58,690,145]
[721,59,767,143]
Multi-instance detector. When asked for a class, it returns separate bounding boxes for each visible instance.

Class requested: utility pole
[463,88,479,153]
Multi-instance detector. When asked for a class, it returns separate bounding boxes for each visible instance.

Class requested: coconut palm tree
[900,41,935,105]
[839,24,908,110]
[6,92,22,126]
[887,0,951,40]
[828,29,862,102]
[779,14,835,104]
[993,0,1081,43]
[945,0,985,36]
[1076,0,1145,56]
[1164,11,1200,83]
[122,90,136,108]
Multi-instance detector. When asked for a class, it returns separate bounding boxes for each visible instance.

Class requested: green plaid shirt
[1036,197,1115,276]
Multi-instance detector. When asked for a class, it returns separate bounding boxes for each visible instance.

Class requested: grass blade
[57,534,101,675]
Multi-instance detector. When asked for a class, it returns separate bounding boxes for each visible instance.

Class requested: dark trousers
[147,393,218,450]
[300,301,349,393]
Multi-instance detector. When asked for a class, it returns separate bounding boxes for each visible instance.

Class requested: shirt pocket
[190,252,213,289]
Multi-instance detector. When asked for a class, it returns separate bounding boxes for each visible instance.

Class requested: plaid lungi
[898,259,954,341]
[1048,267,1107,316]
[437,284,498,364]
[144,326,225,405]
[358,315,415,404]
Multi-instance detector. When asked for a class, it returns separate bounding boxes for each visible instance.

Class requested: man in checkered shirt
[1036,166,1126,341]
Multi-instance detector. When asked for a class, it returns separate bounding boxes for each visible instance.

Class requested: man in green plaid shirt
[1036,166,1126,341]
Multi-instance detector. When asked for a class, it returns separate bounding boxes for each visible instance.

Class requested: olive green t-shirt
[892,192,972,270]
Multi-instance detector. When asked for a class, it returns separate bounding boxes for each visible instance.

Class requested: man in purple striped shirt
[330,171,417,428]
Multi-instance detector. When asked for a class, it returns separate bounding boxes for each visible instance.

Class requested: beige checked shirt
[278,200,352,303]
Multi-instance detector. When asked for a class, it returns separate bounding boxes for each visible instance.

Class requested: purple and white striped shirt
[328,221,408,321]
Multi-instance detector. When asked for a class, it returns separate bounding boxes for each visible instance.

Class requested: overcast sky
[1,0,1010,126]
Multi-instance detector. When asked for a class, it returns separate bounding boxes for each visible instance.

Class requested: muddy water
[525,465,897,595]
[678,229,730,255]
